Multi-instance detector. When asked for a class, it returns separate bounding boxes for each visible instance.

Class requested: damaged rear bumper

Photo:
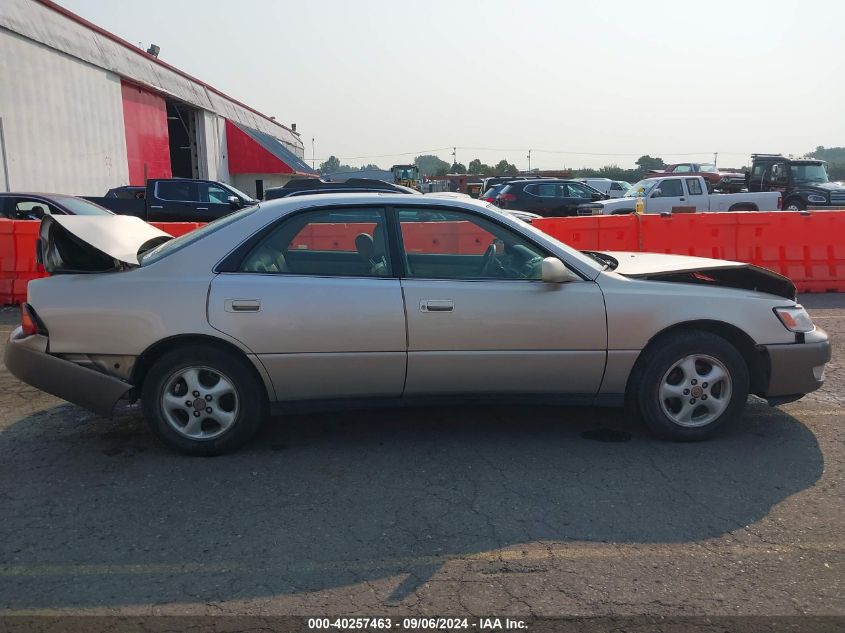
[4,328,131,417]
[762,328,831,404]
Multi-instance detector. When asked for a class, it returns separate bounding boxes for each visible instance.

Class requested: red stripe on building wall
[120,81,171,185]
[225,120,294,174]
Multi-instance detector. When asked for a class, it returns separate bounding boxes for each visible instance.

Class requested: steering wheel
[479,243,505,277]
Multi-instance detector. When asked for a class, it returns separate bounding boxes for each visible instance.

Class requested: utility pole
[452,147,456,168]
[714,152,718,168]
[312,137,316,169]
[527,149,532,173]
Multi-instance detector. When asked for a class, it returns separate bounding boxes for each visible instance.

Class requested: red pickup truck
[648,163,745,193]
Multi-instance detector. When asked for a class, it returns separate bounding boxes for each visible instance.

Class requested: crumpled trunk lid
[604,251,796,300]
[39,215,171,274]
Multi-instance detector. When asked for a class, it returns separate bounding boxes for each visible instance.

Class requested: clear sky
[57,0,845,170]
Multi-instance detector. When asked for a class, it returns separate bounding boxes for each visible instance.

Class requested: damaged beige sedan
[5,196,831,455]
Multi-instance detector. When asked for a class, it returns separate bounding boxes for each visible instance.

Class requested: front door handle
[225,299,261,313]
[420,299,454,312]
[679,198,685,201]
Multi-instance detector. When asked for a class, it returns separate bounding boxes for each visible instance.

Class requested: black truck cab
[86,179,256,222]
[747,154,845,211]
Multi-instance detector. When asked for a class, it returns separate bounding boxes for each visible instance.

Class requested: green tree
[451,162,467,174]
[318,155,341,174]
[635,155,665,172]
[414,154,451,177]
[493,160,518,176]
[468,158,493,175]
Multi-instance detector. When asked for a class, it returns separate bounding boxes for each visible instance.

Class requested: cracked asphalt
[0,295,842,618]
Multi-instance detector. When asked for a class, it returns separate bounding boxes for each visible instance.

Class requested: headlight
[774,306,815,333]
[807,194,827,203]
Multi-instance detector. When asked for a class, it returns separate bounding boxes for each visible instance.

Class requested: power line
[312,146,759,163]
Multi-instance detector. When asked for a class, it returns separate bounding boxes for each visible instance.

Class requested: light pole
[527,149,532,173]
[312,137,316,169]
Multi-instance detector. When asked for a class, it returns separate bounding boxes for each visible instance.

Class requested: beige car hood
[40,215,172,273]
[604,251,747,276]
[597,251,796,300]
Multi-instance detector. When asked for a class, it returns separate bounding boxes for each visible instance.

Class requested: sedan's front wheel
[142,345,266,455]
[633,332,749,441]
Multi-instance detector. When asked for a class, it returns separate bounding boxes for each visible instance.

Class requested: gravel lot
[0,296,842,618]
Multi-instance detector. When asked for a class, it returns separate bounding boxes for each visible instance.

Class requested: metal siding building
[0,0,315,196]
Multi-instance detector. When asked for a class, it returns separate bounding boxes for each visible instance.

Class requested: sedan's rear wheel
[633,332,749,440]
[142,345,266,455]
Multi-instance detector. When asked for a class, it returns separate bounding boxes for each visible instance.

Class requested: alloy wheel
[658,354,732,428]
[160,366,240,440]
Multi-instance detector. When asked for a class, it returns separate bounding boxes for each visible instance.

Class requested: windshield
[790,163,829,184]
[52,196,114,215]
[140,204,259,265]
[624,179,659,198]
[700,163,718,173]
[224,183,256,203]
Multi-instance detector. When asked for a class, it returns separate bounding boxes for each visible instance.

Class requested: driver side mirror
[651,189,662,198]
[227,196,242,210]
[541,257,579,283]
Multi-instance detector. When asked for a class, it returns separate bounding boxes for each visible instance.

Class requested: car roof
[503,179,583,186]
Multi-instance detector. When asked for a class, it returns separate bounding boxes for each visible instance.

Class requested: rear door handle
[225,299,261,313]
[196,207,208,210]
[150,205,163,209]
[420,299,454,312]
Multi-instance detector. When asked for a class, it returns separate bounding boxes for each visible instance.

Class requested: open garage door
[166,101,199,178]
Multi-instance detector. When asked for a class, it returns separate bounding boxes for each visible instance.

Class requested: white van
[581,178,632,198]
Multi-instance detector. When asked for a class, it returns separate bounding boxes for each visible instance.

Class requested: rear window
[140,204,259,266]
[50,196,114,215]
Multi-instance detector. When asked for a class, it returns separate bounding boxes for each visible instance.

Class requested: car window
[50,196,114,215]
[659,179,684,197]
[609,182,623,191]
[564,183,593,198]
[768,163,788,185]
[141,204,260,266]
[685,178,703,195]
[156,181,197,201]
[201,183,232,204]
[530,183,558,198]
[12,199,55,219]
[240,207,391,277]
[674,165,692,173]
[397,207,546,280]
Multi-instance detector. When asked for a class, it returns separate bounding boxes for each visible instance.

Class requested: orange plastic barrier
[532,211,845,293]
[0,220,14,273]
[150,222,204,237]
[639,213,739,261]
[3,213,845,305]
[533,215,640,251]
[735,212,845,293]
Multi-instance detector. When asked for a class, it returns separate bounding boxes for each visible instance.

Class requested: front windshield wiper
[582,250,618,271]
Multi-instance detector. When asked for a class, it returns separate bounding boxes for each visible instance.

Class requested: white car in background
[581,178,633,199]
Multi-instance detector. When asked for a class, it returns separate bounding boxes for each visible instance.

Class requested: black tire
[784,198,806,212]
[629,331,749,441]
[141,345,267,456]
